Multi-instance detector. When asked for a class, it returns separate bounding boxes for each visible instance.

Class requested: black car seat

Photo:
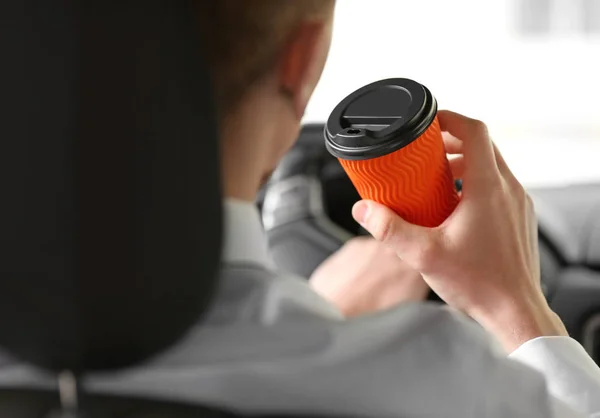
[0,1,237,416]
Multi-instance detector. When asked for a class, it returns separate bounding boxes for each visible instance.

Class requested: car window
[305,0,600,187]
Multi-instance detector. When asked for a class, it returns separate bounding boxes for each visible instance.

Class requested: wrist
[471,291,568,353]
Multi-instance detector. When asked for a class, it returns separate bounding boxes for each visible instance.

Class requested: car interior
[257,0,600,363]
[2,0,600,417]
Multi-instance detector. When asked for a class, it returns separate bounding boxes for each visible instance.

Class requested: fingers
[441,112,517,184]
[352,200,441,273]
[443,132,463,154]
[437,110,500,187]
[444,132,465,179]
[492,141,519,184]
[448,155,465,180]
[446,139,513,184]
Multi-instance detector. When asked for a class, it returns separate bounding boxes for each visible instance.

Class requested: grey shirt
[1,199,600,417]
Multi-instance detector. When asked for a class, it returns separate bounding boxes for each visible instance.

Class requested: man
[1,1,600,416]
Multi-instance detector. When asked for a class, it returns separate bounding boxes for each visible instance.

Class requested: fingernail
[352,201,370,225]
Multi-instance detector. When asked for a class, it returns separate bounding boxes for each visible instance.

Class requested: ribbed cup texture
[339,116,459,227]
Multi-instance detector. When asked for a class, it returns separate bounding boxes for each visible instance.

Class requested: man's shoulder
[0,266,514,417]
[180,273,506,417]
[216,263,345,320]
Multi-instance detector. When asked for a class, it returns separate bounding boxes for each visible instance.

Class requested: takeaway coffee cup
[324,78,458,227]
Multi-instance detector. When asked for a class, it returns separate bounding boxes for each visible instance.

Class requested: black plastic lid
[324,78,437,160]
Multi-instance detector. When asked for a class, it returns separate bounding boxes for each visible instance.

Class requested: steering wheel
[259,125,600,364]
[258,124,355,279]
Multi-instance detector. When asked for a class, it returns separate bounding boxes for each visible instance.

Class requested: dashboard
[258,124,600,364]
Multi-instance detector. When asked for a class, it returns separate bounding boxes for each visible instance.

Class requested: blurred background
[304,0,600,187]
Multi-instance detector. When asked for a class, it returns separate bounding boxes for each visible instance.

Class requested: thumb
[352,200,441,272]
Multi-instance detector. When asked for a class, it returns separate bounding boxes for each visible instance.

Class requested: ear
[278,20,333,120]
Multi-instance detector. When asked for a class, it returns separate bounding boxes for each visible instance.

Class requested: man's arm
[308,303,591,417]
[308,238,600,415]
[353,110,567,350]
[337,304,593,417]
[348,110,600,415]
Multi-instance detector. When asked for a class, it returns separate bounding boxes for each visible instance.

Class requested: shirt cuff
[509,336,600,416]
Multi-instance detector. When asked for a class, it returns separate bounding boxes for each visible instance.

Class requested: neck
[219,111,274,202]
[221,153,264,202]
[219,87,296,202]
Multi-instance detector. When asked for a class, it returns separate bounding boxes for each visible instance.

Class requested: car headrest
[0,0,222,373]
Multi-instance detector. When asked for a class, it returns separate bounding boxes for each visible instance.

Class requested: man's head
[198,0,336,201]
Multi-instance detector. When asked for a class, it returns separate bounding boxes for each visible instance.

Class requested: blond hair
[197,0,335,116]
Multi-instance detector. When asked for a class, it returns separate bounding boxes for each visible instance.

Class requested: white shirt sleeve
[510,336,600,417]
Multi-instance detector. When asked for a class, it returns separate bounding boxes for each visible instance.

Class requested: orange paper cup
[325,78,458,227]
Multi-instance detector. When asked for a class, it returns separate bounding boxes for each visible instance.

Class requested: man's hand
[351,110,567,352]
[309,236,429,318]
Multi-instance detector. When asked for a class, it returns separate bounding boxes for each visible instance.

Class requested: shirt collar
[220,198,343,320]
[221,198,275,269]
